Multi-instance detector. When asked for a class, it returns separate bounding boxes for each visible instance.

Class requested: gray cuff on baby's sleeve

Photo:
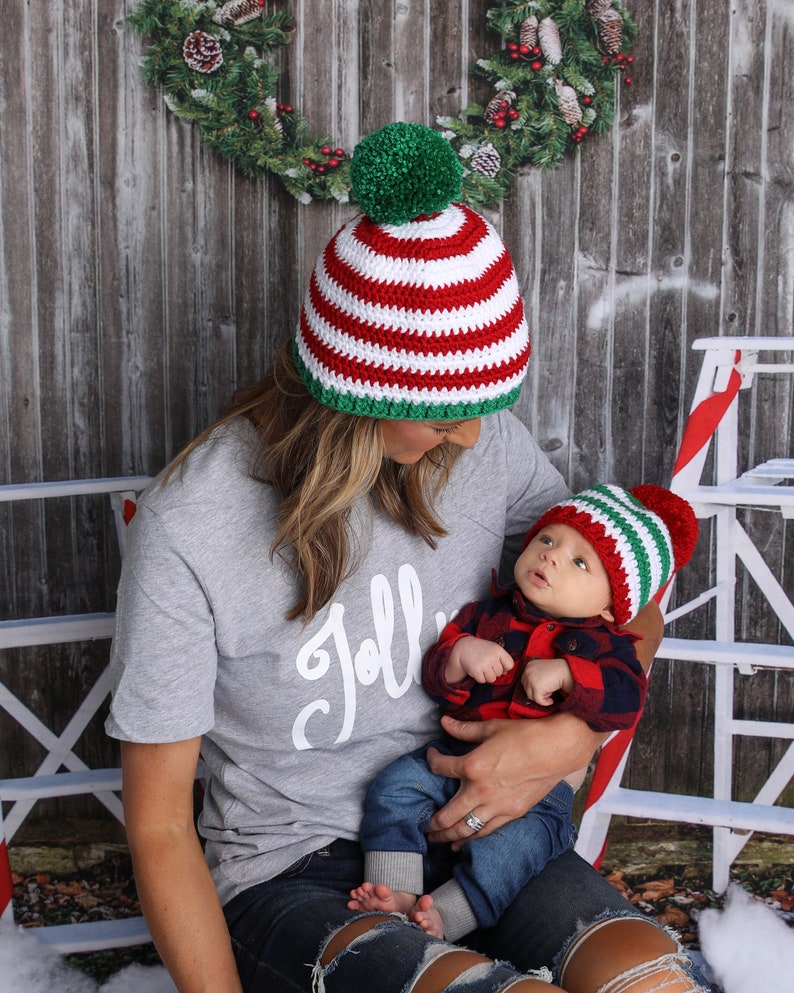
[430,877,479,942]
[365,850,424,896]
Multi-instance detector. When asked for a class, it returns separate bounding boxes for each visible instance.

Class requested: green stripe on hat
[294,346,525,421]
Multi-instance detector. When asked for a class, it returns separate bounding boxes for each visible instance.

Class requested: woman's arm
[426,599,664,845]
[121,738,243,993]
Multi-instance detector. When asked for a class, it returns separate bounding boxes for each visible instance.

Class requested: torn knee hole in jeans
[557,914,710,993]
[312,917,553,993]
[590,953,707,993]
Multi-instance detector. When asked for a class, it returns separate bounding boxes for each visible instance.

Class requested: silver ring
[464,811,486,833]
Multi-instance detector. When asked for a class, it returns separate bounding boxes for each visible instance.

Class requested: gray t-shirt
[106,410,568,904]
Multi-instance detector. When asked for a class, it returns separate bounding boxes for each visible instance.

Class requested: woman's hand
[425,712,606,847]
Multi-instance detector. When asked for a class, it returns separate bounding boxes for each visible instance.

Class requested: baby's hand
[447,636,514,685]
[521,657,574,707]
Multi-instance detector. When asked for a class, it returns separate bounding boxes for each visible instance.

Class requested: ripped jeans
[223,838,708,993]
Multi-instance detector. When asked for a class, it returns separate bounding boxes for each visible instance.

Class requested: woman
[107,124,709,993]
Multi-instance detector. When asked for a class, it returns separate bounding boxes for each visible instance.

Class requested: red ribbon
[672,353,742,477]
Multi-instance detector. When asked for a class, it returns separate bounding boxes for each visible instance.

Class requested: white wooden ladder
[0,477,153,952]
[575,337,794,892]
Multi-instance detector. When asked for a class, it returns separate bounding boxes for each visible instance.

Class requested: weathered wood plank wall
[1,0,792,824]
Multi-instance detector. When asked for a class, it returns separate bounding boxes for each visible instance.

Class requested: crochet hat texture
[525,484,699,625]
[294,122,531,420]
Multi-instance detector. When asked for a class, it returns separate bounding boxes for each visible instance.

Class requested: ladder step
[23,916,152,952]
[657,638,794,671]
[0,769,122,800]
[680,482,794,509]
[0,477,152,502]
[742,458,794,481]
[0,613,116,648]
[602,787,794,834]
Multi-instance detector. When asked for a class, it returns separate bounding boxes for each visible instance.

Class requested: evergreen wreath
[130,0,636,208]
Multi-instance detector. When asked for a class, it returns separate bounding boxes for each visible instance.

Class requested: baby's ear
[600,605,615,623]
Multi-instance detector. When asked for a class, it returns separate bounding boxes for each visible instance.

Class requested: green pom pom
[350,122,463,225]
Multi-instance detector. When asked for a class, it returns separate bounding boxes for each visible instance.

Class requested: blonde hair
[168,339,464,620]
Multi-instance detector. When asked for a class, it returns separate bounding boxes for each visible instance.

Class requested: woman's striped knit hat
[525,484,699,625]
[294,122,531,420]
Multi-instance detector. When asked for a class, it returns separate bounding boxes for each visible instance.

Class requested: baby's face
[515,523,614,622]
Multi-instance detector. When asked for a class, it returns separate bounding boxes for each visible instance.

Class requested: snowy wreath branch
[130,0,636,208]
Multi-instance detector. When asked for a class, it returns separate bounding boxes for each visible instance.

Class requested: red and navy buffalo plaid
[423,573,647,733]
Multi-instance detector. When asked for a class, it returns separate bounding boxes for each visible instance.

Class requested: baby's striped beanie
[525,484,699,624]
[293,122,531,420]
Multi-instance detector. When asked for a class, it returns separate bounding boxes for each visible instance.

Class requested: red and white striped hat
[294,123,531,420]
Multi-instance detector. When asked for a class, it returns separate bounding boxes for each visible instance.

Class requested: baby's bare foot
[411,893,445,939]
[347,881,415,916]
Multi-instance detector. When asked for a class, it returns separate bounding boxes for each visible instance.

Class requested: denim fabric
[222,837,654,993]
[360,741,577,929]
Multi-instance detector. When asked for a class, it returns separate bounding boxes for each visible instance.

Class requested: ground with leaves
[8,821,794,982]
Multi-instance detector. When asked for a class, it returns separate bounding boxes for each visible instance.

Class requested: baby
[349,483,698,941]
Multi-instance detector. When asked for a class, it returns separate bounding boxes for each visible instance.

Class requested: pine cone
[484,91,514,124]
[596,8,623,54]
[538,17,563,65]
[555,81,582,125]
[585,0,614,16]
[519,15,539,49]
[470,143,501,179]
[183,31,224,73]
[213,0,265,27]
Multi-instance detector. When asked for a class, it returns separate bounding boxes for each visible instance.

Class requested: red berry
[616,52,626,61]
[624,76,633,85]
[327,157,340,168]
[531,60,543,71]
[248,109,261,121]
[320,145,332,155]
[626,55,634,64]
[519,44,530,54]
[507,108,520,120]
[583,95,593,105]
[532,46,541,56]
[493,118,507,128]
[303,157,312,165]
[510,51,520,60]
[282,104,293,113]
[507,41,519,51]
[334,147,345,157]
[309,162,317,170]
[602,56,610,64]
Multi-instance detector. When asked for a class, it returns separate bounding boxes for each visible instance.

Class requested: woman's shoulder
[137,417,266,520]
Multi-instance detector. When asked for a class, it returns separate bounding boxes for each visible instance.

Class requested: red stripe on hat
[298,306,531,392]
[306,269,527,357]
[322,227,517,315]
[352,207,489,261]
